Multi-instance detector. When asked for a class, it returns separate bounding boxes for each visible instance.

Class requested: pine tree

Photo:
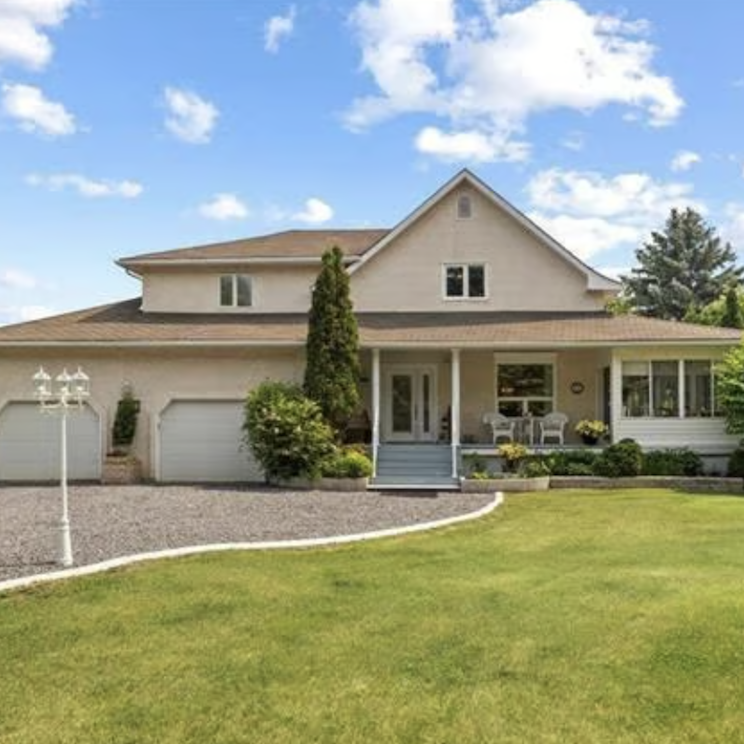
[622,208,742,320]
[304,245,361,434]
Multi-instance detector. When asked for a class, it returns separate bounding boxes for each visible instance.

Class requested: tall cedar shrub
[304,245,361,434]
[721,285,744,329]
[622,208,742,320]
[685,285,744,327]
[243,381,336,483]
[112,386,139,452]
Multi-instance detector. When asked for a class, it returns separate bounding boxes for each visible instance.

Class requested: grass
[3,489,744,743]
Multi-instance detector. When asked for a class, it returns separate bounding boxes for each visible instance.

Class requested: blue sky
[1,0,743,325]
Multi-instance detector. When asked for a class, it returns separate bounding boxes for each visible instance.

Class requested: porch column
[371,348,381,477]
[451,348,461,478]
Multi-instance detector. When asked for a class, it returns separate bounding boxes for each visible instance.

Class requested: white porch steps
[370,444,460,490]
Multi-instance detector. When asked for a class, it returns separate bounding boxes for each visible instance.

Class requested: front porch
[361,346,737,488]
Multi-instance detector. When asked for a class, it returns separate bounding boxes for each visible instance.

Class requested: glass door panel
[391,374,414,435]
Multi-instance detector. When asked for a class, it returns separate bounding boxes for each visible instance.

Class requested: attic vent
[457,193,472,219]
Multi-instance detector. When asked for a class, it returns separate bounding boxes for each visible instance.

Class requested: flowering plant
[575,419,609,438]
[497,442,528,472]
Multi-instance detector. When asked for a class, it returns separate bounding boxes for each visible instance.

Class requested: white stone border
[0,493,503,595]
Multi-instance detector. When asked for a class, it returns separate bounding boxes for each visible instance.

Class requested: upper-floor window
[621,359,718,417]
[456,194,473,219]
[444,263,486,299]
[220,274,252,307]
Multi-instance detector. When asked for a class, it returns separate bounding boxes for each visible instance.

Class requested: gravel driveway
[0,485,495,582]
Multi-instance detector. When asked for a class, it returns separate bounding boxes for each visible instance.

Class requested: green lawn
[3,489,744,743]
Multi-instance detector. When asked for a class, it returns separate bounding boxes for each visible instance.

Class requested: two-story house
[0,170,740,486]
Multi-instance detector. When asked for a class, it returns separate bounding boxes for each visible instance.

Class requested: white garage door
[159,400,261,482]
[0,402,101,481]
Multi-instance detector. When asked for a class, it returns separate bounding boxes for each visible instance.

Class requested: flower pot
[581,434,599,446]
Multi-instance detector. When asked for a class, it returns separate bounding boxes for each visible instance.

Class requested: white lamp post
[33,366,90,567]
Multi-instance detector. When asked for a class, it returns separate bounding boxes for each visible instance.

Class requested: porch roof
[0,300,740,348]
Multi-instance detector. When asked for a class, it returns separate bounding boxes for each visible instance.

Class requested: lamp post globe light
[32,366,91,567]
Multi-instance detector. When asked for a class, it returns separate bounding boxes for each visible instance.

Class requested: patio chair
[482,412,516,444]
[538,411,569,445]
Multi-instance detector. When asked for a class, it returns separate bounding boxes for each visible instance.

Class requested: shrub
[519,459,550,478]
[243,381,336,483]
[112,385,139,453]
[538,450,599,476]
[641,448,703,476]
[727,447,744,477]
[463,453,489,479]
[322,449,373,479]
[592,438,643,478]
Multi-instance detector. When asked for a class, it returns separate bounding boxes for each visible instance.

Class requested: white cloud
[347,0,682,161]
[293,198,334,224]
[198,193,249,221]
[163,86,218,144]
[0,304,56,326]
[1,82,76,136]
[527,168,702,219]
[722,203,744,250]
[0,0,79,70]
[561,131,585,151]
[415,125,529,162]
[264,6,296,53]
[529,212,644,260]
[526,167,705,260]
[26,173,143,198]
[0,268,37,289]
[670,150,701,172]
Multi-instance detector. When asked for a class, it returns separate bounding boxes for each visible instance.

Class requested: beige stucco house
[0,170,740,487]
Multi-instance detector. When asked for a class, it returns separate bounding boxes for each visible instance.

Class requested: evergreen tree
[304,245,361,434]
[721,285,744,329]
[622,208,742,320]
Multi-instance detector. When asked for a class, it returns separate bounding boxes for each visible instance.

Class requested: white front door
[384,366,438,442]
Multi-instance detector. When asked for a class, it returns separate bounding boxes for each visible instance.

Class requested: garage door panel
[0,402,101,481]
[159,401,260,482]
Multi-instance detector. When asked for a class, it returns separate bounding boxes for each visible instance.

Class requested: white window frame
[620,359,719,419]
[219,274,253,308]
[442,263,488,301]
[493,353,557,417]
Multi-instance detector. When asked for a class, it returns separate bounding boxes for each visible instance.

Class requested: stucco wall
[350,186,609,313]
[0,348,305,478]
[141,266,318,313]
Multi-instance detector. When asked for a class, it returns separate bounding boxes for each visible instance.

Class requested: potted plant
[103,384,142,484]
[575,419,609,445]
[497,442,529,472]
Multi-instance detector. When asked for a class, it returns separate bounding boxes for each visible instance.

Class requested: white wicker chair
[482,412,516,444]
[538,412,569,445]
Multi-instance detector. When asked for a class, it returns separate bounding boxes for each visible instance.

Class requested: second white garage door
[159,400,261,482]
[0,401,101,481]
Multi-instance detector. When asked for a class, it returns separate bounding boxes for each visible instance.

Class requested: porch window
[496,363,554,417]
[444,264,486,299]
[622,359,718,418]
[220,274,252,307]
[685,360,716,417]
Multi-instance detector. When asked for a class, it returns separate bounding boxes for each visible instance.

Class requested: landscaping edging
[550,475,744,493]
[462,476,550,493]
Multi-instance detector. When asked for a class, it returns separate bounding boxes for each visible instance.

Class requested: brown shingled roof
[118,229,390,266]
[0,300,739,348]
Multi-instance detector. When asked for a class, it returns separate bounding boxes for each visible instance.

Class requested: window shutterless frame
[219,274,253,308]
[442,263,488,300]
